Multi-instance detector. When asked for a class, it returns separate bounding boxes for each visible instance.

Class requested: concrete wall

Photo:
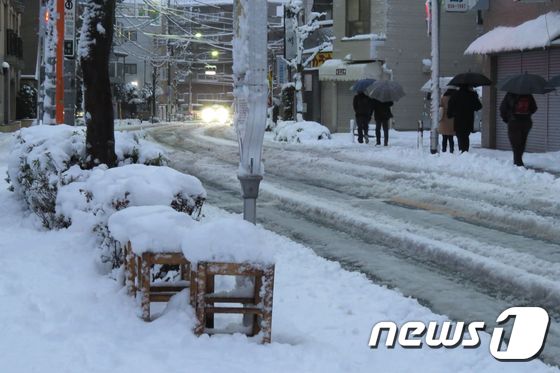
[378,0,481,130]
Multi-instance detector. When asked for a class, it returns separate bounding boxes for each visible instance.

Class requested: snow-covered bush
[56,164,206,270]
[273,120,331,144]
[7,125,168,228]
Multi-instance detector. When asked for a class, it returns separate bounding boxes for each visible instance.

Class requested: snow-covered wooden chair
[109,206,197,321]
[193,261,275,343]
[124,242,195,321]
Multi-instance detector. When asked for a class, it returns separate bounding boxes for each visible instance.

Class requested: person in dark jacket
[447,85,482,152]
[372,99,393,146]
[353,92,374,144]
[500,92,537,167]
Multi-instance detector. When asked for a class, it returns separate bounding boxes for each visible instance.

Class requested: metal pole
[430,0,440,155]
[234,0,267,225]
[55,0,64,124]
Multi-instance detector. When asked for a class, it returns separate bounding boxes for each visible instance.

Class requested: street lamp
[210,50,219,58]
[194,32,202,39]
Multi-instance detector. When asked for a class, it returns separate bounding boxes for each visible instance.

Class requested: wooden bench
[124,242,195,321]
[193,261,275,343]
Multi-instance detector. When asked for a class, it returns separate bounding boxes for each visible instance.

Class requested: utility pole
[55,0,65,124]
[233,0,267,224]
[430,0,440,154]
[63,0,77,125]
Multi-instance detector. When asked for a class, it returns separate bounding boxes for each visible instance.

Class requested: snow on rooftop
[465,11,560,55]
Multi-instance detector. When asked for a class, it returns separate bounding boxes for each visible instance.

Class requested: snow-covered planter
[273,121,331,144]
[7,125,168,228]
[57,164,206,270]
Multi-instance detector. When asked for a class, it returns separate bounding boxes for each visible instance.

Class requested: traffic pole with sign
[63,0,76,125]
[55,0,65,124]
[233,0,268,224]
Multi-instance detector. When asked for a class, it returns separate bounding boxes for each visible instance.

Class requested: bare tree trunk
[80,0,117,167]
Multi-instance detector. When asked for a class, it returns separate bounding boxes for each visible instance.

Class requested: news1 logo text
[368,307,550,361]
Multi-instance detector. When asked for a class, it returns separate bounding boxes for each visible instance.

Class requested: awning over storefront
[465,11,560,55]
[318,59,383,82]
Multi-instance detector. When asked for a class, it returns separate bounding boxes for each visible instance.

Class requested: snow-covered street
[3,128,558,372]
[149,122,560,366]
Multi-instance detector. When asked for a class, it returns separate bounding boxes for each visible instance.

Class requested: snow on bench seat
[108,205,194,254]
[180,217,277,266]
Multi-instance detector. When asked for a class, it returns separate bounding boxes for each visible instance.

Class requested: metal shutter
[548,48,560,151]
[496,54,521,151]
[337,81,356,133]
[522,51,549,153]
[496,50,550,153]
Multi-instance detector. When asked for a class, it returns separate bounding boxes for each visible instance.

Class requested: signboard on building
[310,52,332,68]
[276,56,288,84]
[445,0,469,12]
[63,0,75,57]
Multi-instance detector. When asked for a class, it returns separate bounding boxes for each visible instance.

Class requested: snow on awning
[318,59,383,82]
[465,12,560,55]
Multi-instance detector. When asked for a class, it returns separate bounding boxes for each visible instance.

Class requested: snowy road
[148,123,560,366]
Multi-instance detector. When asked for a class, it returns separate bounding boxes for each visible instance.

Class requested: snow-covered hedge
[57,164,206,270]
[7,125,168,228]
[273,121,331,144]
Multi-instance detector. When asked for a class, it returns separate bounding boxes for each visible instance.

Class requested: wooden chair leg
[252,274,262,337]
[195,263,207,335]
[261,268,275,343]
[141,253,152,321]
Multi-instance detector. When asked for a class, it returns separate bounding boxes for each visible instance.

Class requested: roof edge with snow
[465,11,560,55]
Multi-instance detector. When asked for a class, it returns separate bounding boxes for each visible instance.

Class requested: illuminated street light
[195,32,202,38]
[211,50,219,58]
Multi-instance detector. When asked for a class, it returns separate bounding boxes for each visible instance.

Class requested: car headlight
[215,106,229,124]
[201,107,215,123]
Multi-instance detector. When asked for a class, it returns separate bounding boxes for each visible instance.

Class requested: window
[125,63,137,75]
[346,0,370,37]
[127,30,137,41]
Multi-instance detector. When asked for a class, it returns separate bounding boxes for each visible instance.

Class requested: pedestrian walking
[439,89,455,153]
[353,92,374,144]
[447,85,482,152]
[373,98,393,146]
[499,92,537,167]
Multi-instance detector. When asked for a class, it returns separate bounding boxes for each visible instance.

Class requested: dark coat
[372,99,393,122]
[353,93,374,118]
[499,93,537,125]
[447,87,482,133]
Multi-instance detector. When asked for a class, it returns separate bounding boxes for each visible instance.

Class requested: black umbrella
[546,75,560,88]
[500,72,554,95]
[448,72,492,87]
[365,80,406,102]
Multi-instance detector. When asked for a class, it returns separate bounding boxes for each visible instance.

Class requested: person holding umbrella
[372,99,393,146]
[446,72,489,152]
[351,79,377,144]
[439,89,456,153]
[365,80,405,146]
[499,72,551,167]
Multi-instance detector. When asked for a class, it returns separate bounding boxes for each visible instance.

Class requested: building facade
[466,0,560,153]
[0,0,24,124]
[320,0,481,133]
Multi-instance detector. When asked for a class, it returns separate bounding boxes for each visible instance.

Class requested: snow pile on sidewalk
[109,206,276,265]
[274,120,331,143]
[7,125,168,228]
[57,164,206,271]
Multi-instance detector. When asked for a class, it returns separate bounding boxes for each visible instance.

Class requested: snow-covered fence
[7,126,168,229]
